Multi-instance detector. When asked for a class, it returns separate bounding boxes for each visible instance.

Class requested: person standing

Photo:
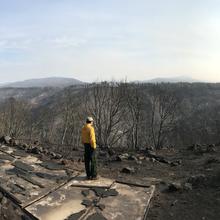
[81,117,97,180]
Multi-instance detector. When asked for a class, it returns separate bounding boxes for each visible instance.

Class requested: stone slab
[0,153,14,161]
[26,185,88,220]
[98,183,155,220]
[0,145,155,220]
[69,173,114,188]
[40,161,66,170]
[0,146,77,208]
[26,179,155,220]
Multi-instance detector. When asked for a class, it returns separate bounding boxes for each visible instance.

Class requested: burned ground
[0,137,219,220]
[97,145,220,220]
[0,139,153,220]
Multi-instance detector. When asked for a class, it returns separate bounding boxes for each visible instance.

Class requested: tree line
[0,82,219,156]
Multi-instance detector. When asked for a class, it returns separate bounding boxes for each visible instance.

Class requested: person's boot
[90,175,98,180]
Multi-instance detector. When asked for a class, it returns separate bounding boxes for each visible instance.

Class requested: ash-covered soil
[94,145,220,220]
[0,140,219,220]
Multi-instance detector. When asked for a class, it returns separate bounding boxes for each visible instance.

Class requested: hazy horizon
[0,75,213,85]
[0,0,220,83]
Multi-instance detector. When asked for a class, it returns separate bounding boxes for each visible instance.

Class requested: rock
[21,143,29,150]
[0,154,14,161]
[40,161,65,170]
[48,151,63,159]
[206,157,220,164]
[92,198,99,206]
[150,158,156,163]
[50,152,57,158]
[33,140,39,145]
[1,197,8,205]
[121,167,135,174]
[0,136,12,144]
[28,146,40,154]
[87,213,107,220]
[187,144,194,150]
[116,153,129,161]
[65,210,86,220]
[14,140,20,146]
[65,169,74,176]
[187,174,206,187]
[146,146,154,151]
[171,200,178,206]
[51,153,63,159]
[191,144,204,154]
[171,160,182,166]
[5,135,12,144]
[96,203,105,211]
[156,156,170,164]
[206,144,216,153]
[81,199,93,207]
[183,182,193,191]
[128,155,138,161]
[159,181,169,192]
[146,150,157,158]
[56,154,63,159]
[92,188,107,197]
[81,190,90,197]
[104,189,119,197]
[92,188,119,198]
[138,156,145,160]
[42,148,48,153]
[115,155,123,161]
[35,172,68,181]
[12,161,34,172]
[168,182,182,192]
[136,160,142,165]
[61,159,68,165]
[38,146,44,153]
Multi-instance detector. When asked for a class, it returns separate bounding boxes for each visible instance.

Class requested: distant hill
[0,87,60,105]
[2,77,85,88]
[145,76,199,83]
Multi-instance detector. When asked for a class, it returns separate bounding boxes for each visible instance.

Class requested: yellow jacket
[81,123,96,149]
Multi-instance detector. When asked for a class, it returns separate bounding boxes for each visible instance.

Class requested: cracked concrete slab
[64,210,86,220]
[0,145,155,220]
[26,180,155,220]
[69,173,114,188]
[0,153,14,161]
[0,145,77,208]
[12,161,35,172]
[26,186,88,220]
[40,161,66,170]
[99,183,155,220]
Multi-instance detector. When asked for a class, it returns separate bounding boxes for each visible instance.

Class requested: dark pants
[84,143,97,178]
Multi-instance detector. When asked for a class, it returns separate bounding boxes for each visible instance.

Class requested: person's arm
[89,126,96,149]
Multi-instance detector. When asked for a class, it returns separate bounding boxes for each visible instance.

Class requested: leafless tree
[82,82,129,151]
[125,84,144,149]
[149,85,180,149]
[0,97,31,138]
[58,88,82,150]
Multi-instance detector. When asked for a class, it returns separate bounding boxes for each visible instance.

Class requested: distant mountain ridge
[145,76,199,83]
[2,77,85,88]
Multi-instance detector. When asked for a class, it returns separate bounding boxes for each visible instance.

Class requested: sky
[0,0,220,83]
